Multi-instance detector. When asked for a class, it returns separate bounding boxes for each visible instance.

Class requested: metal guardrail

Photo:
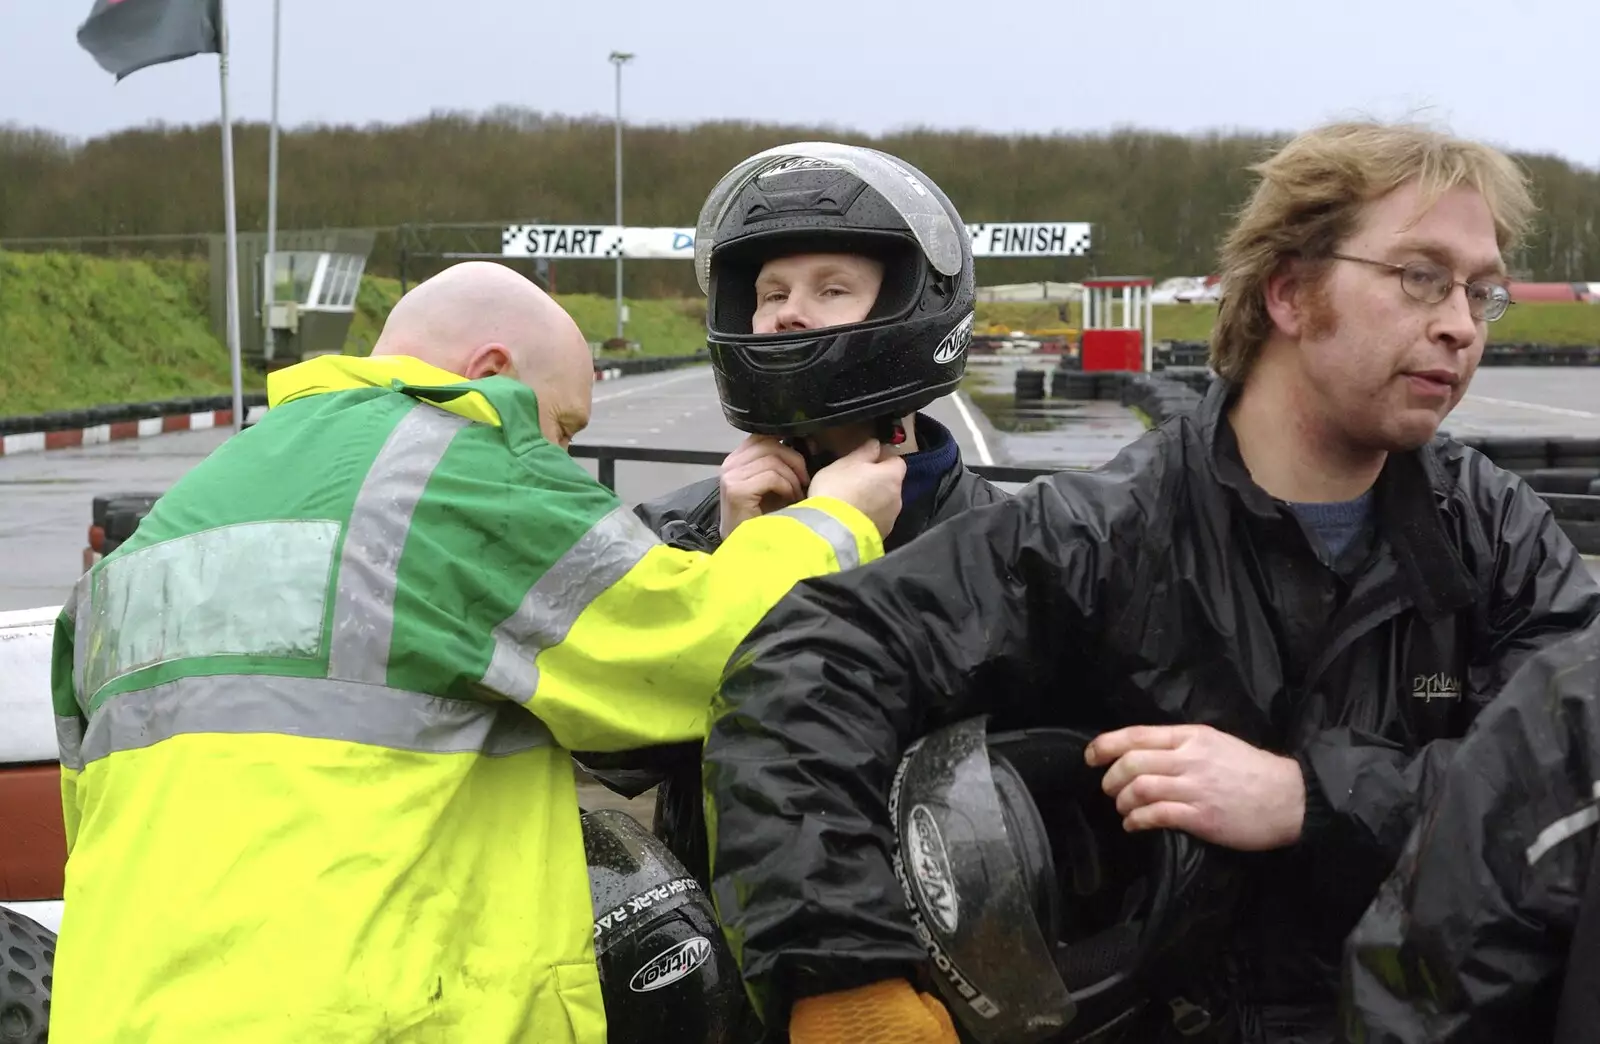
[568,437,1600,558]
[566,443,1054,491]
[80,439,1600,562]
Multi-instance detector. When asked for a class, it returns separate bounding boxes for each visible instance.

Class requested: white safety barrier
[0,606,60,763]
[0,605,66,934]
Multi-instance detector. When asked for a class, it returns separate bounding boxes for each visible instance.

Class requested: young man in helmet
[635,146,1003,563]
[696,123,1600,1044]
[588,143,1005,891]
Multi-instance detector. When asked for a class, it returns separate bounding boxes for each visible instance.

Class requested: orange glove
[789,977,960,1044]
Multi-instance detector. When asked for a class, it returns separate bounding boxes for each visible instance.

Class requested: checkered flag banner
[967,222,1092,258]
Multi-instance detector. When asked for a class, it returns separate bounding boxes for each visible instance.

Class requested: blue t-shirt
[1286,490,1375,561]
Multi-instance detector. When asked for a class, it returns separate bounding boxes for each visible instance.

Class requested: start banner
[502,221,1092,260]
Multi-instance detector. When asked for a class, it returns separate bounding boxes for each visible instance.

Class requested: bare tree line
[2,108,1595,298]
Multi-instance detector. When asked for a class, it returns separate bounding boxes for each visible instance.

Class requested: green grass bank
[5,251,1600,415]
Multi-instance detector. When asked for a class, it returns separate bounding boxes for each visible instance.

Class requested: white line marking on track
[1464,394,1600,420]
[947,391,995,466]
[591,368,707,404]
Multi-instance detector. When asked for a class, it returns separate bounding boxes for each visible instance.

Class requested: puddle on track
[963,359,1150,469]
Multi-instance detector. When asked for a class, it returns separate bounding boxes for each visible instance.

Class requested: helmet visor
[694,142,965,294]
[890,716,1076,1044]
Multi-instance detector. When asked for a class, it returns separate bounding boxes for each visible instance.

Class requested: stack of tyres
[1014,368,1046,401]
[1551,438,1600,469]
[0,906,54,1044]
[1095,371,1129,401]
[1120,374,1160,409]
[1522,469,1600,496]
[1121,375,1203,425]
[1477,436,1550,474]
[1051,368,1097,400]
[1545,491,1600,556]
[92,493,162,557]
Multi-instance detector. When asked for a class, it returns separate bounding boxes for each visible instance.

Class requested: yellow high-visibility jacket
[47,355,883,1043]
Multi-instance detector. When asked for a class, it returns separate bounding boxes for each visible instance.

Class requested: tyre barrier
[1120,373,1205,425]
[1015,368,1047,401]
[592,352,711,380]
[0,392,273,458]
[1154,341,1600,369]
[0,905,53,1044]
[1047,367,1212,404]
[1110,377,1600,556]
[89,493,164,558]
[0,356,714,458]
[0,392,269,438]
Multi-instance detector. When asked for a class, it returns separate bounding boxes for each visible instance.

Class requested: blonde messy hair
[1210,120,1536,381]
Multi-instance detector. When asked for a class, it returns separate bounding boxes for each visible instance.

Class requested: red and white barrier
[0,606,67,935]
[0,370,655,462]
[0,405,271,459]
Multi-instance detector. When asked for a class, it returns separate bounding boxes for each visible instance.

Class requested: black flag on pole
[77,0,222,81]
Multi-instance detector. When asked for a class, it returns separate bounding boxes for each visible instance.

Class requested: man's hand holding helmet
[718,431,907,542]
[717,434,810,537]
[1086,723,1307,851]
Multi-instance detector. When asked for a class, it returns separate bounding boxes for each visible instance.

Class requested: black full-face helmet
[581,808,756,1044]
[888,717,1244,1044]
[694,142,976,441]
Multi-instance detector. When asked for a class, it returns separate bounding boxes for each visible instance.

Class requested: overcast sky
[4,0,1596,170]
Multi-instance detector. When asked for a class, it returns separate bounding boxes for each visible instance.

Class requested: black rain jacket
[582,413,1007,888]
[1340,613,1600,1044]
[701,378,1600,1042]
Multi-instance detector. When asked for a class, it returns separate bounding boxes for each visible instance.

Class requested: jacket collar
[884,415,967,551]
[265,355,515,430]
[1195,376,1478,618]
[267,354,469,406]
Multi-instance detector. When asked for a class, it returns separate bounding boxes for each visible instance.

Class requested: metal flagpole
[217,0,245,433]
[264,0,282,364]
[608,51,633,342]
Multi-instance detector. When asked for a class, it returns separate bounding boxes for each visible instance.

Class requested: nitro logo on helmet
[933,312,974,365]
[888,750,1002,1021]
[907,804,960,934]
[628,936,713,993]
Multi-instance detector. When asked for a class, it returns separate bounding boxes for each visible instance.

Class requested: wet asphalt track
[3,362,1599,615]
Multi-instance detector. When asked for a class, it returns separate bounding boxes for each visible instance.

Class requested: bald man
[45,261,905,1044]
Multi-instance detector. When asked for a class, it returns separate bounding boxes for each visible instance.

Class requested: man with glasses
[695,121,1600,1044]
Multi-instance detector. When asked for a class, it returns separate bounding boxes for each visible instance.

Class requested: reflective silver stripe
[79,674,553,766]
[772,504,862,570]
[327,405,471,684]
[481,505,662,699]
[1526,781,1600,865]
[77,520,342,707]
[57,714,85,772]
[69,572,91,712]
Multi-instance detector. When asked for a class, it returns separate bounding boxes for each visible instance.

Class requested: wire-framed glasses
[1329,253,1514,322]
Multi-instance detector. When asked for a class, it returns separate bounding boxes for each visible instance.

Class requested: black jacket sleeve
[632,476,722,553]
[1296,455,1600,920]
[1340,618,1600,1044]
[701,448,1160,1027]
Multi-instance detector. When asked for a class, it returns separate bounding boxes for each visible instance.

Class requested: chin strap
[785,416,907,477]
[876,415,909,447]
